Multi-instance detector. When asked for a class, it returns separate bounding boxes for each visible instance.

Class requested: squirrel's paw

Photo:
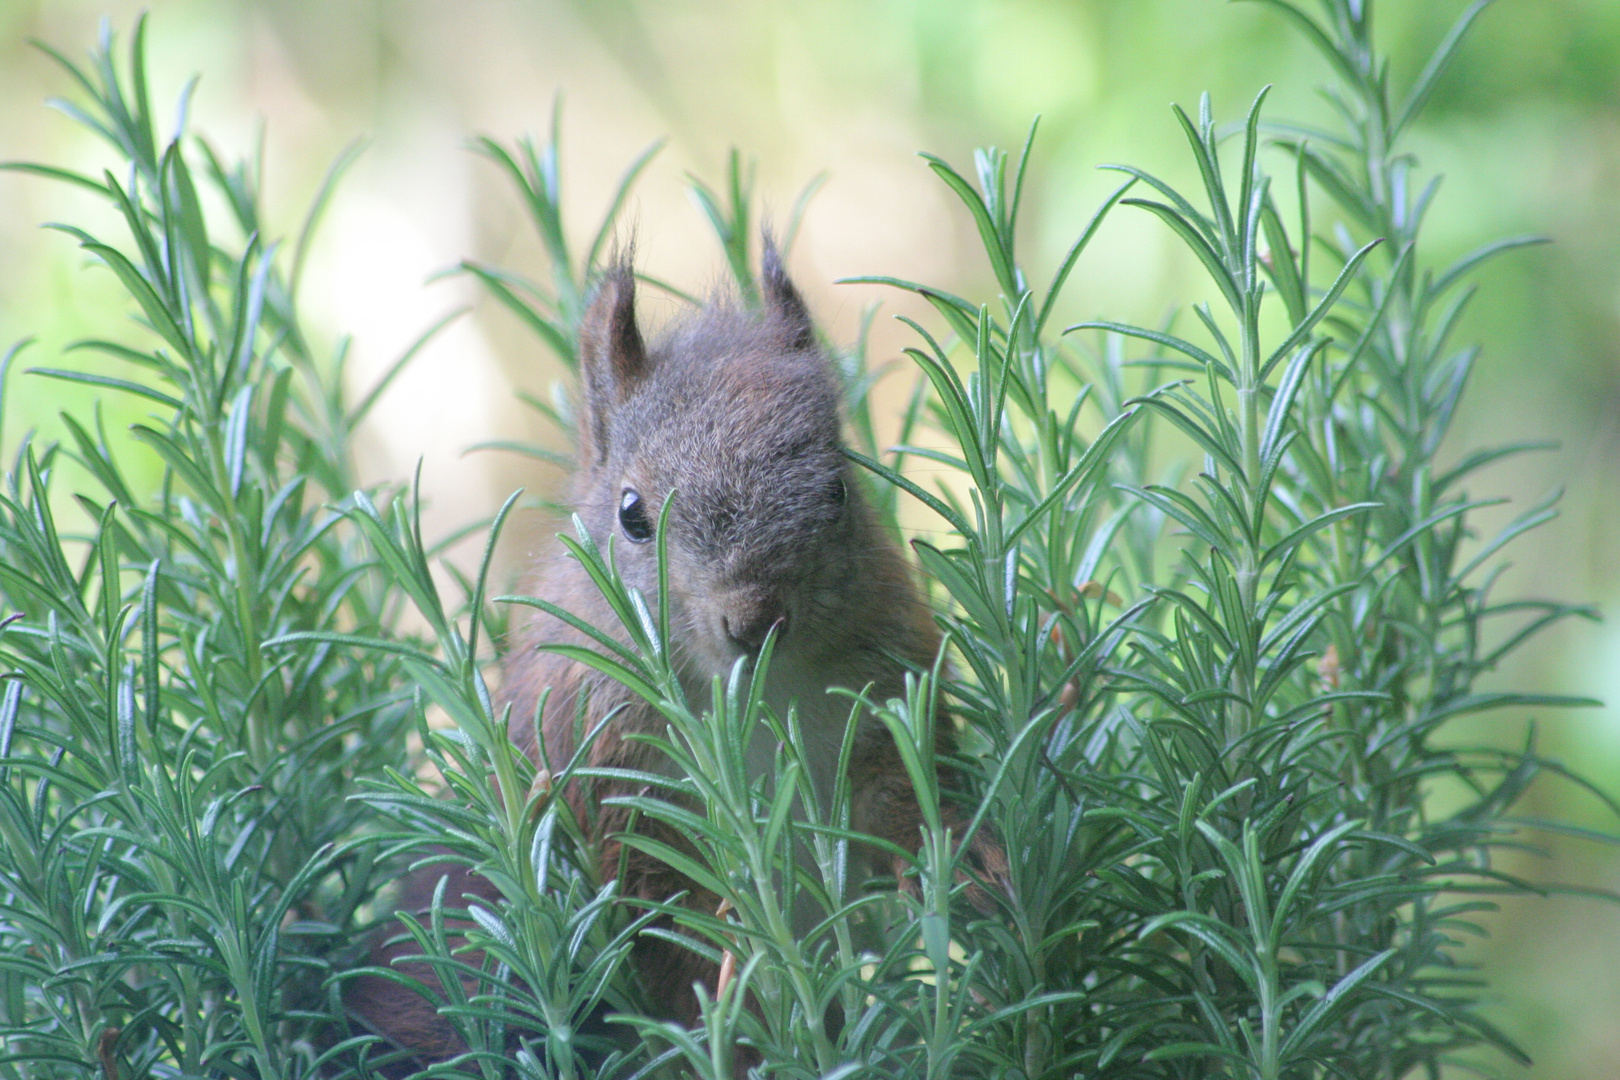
[888,827,1011,915]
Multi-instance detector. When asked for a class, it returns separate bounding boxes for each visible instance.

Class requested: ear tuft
[760,230,816,351]
[577,251,648,465]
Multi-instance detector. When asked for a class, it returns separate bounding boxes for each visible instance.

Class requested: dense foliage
[0,2,1610,1078]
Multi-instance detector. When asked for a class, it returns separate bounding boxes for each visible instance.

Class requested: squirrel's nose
[721,594,788,654]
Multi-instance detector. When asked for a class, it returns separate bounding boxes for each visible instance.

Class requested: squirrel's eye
[618,489,654,544]
[829,476,847,506]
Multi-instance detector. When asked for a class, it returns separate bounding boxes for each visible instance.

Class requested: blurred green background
[1,1,1615,1074]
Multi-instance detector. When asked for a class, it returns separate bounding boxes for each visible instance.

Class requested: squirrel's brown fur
[346,237,998,1069]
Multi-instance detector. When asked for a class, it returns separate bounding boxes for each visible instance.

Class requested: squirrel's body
[350,241,976,1067]
[503,268,941,801]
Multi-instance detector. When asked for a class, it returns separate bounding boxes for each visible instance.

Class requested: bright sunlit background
[1,2,1616,1074]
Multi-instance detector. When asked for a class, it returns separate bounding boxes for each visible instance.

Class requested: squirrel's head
[573,237,868,675]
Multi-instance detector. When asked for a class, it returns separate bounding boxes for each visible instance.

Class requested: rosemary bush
[0,2,1611,1078]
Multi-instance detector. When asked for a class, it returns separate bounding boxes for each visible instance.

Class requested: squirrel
[346,235,1002,1069]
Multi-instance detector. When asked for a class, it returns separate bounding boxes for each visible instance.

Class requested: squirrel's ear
[578,257,648,464]
[761,231,816,351]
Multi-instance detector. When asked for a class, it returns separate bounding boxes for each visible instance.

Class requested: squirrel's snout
[720,593,788,654]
